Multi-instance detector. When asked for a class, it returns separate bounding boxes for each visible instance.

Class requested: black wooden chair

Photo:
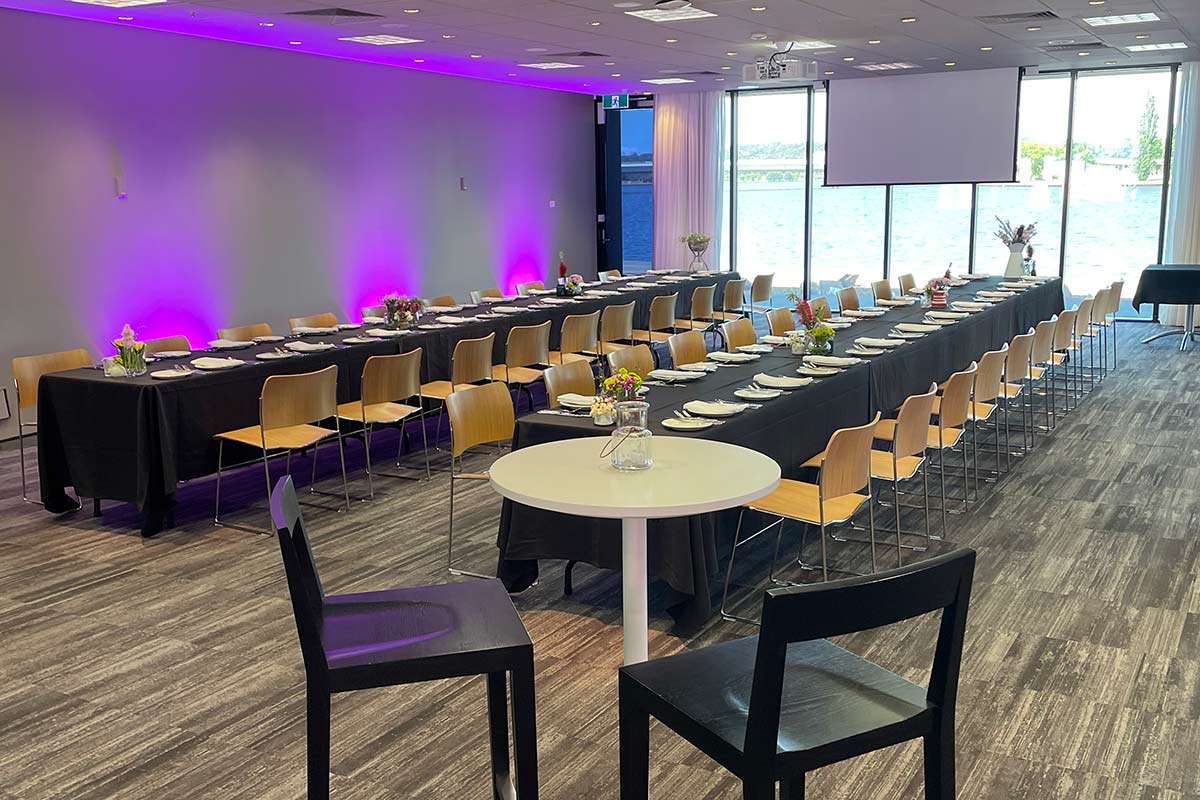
[618,548,975,799]
[269,476,539,799]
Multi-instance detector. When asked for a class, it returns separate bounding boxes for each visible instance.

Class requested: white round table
[489,436,781,664]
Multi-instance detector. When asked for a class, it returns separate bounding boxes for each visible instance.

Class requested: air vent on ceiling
[976,11,1059,25]
[545,51,610,58]
[287,7,382,17]
[1043,42,1107,53]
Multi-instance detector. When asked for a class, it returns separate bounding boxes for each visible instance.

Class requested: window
[734,90,808,298]
[889,184,973,284]
[974,74,1071,277]
[620,107,654,274]
[1063,68,1173,318]
[809,90,886,305]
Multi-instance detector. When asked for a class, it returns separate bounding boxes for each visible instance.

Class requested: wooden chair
[1073,298,1098,391]
[1051,309,1081,414]
[599,301,637,358]
[10,348,93,504]
[269,476,539,800]
[742,273,775,325]
[427,295,458,308]
[897,273,917,295]
[804,386,937,563]
[549,311,599,366]
[871,279,894,303]
[1002,330,1037,455]
[1088,289,1111,380]
[676,285,719,343]
[361,305,386,320]
[809,296,831,321]
[218,322,273,341]
[493,321,551,412]
[445,381,515,577]
[336,350,429,497]
[623,548,976,800]
[712,279,747,323]
[515,281,544,296]
[1105,280,1124,370]
[951,347,1005,482]
[722,317,756,353]
[143,335,191,354]
[420,332,498,402]
[608,344,655,378]
[631,293,679,346]
[290,312,339,332]
[667,330,707,368]
[765,307,795,336]
[471,288,502,304]
[599,269,622,281]
[544,359,596,408]
[836,286,860,313]
[214,365,349,532]
[722,413,881,620]
[1030,318,1057,435]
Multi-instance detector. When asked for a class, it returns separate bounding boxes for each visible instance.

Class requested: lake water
[622,181,1165,318]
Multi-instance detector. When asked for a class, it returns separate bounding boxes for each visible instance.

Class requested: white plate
[797,365,839,377]
[662,417,716,431]
[365,328,411,337]
[435,316,469,325]
[708,351,760,364]
[754,372,813,389]
[802,355,863,367]
[207,339,252,350]
[737,344,775,354]
[846,346,885,356]
[889,331,925,339]
[190,357,243,370]
[361,316,384,324]
[927,311,969,320]
[150,368,194,379]
[861,306,888,312]
[855,337,906,349]
[826,316,853,324]
[683,400,749,418]
[293,327,338,336]
[677,362,719,373]
[256,351,296,360]
[557,393,595,409]
[490,306,526,314]
[760,335,788,345]
[734,388,783,401]
[424,305,463,313]
[648,369,703,382]
[285,342,336,353]
[895,323,941,333]
[842,309,886,318]
[336,323,361,330]
[343,336,382,344]
[253,335,285,343]
[152,350,191,359]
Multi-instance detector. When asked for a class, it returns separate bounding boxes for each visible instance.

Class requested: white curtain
[1163,62,1200,325]
[652,91,726,270]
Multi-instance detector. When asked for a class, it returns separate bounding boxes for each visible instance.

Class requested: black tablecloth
[496,277,1064,632]
[1132,264,1200,311]
[38,272,737,533]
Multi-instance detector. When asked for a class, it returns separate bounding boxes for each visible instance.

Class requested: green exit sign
[603,94,630,110]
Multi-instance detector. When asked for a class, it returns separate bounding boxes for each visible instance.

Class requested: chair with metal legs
[143,335,192,355]
[765,307,796,337]
[599,301,638,365]
[493,321,552,414]
[810,296,832,320]
[1049,310,1080,415]
[631,293,680,361]
[947,347,1006,482]
[1001,330,1037,457]
[742,273,776,328]
[289,312,340,333]
[419,331,500,448]
[897,273,917,296]
[666,330,708,368]
[1029,319,1058,437]
[1072,298,1097,394]
[721,317,757,352]
[871,279,894,303]
[543,358,596,408]
[444,381,515,578]
[10,348,94,505]
[676,284,720,347]
[607,344,655,378]
[720,413,881,624]
[217,322,273,341]
[710,278,747,324]
[214,365,351,533]
[336,349,429,499]
[548,310,600,366]
[1088,288,1111,381]
[836,285,860,313]
[1107,280,1124,368]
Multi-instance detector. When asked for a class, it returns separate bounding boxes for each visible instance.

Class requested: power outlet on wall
[549,199,556,208]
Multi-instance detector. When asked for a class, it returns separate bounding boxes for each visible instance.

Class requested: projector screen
[825,68,1021,186]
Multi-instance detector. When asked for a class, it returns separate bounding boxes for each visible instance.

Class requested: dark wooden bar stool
[619,548,975,799]
[269,476,539,799]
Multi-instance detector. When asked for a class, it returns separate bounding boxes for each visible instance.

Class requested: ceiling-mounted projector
[654,0,693,9]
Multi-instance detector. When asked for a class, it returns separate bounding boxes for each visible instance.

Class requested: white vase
[1003,244,1025,278]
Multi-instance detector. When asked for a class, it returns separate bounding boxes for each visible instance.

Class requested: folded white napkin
[556,393,595,408]
[855,337,906,348]
[191,357,243,369]
[207,339,251,349]
[490,306,525,314]
[842,309,885,318]
[362,316,384,324]
[895,323,941,332]
[648,369,701,381]
[952,302,987,310]
[683,400,749,417]
[435,316,469,325]
[528,289,555,295]
[803,355,862,367]
[736,344,774,354]
[423,305,462,313]
[926,311,969,320]
[978,291,1016,298]
[753,372,813,389]
[541,297,578,305]
[584,290,620,297]
[343,336,381,344]
[285,341,335,352]
[827,322,852,329]
[678,362,719,372]
[662,417,714,430]
[760,335,788,344]
[336,323,360,330]
[708,351,759,363]
[365,328,411,337]
[877,298,916,306]
[292,326,338,335]
[735,387,783,399]
[481,296,519,303]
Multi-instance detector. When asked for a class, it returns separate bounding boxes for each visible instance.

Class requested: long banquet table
[496,276,1064,631]
[37,272,737,535]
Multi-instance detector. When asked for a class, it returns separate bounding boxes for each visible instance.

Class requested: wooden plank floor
[2,324,1199,798]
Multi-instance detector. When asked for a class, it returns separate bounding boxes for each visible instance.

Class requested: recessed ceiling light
[980,46,993,51]
[414,58,425,62]
[288,40,302,45]
[824,70,834,75]
[786,40,835,49]
[1105,60,1117,65]
[338,34,424,45]
[68,0,165,7]
[604,61,616,65]
[1026,26,1041,31]
[1127,41,1187,51]
[1084,12,1160,26]
[944,61,956,66]
[750,5,766,10]
[590,20,601,26]
[1135,34,1150,39]
[258,21,273,27]
[857,62,918,71]
[613,1,641,7]
[624,7,716,22]
[469,53,483,58]
[842,56,855,61]
[1077,51,1091,56]
[611,73,621,76]
[900,17,917,23]
[117,14,132,19]
[665,38,678,43]
[641,77,695,84]
[715,77,725,81]
[749,32,769,41]
[403,8,419,12]
[1089,0,1105,4]
[518,61,585,69]
[725,51,738,56]
[441,34,455,39]
[526,47,549,52]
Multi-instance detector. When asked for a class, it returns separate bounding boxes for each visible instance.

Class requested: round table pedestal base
[622,517,648,665]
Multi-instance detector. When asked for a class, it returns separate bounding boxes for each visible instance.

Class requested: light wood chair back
[12,348,93,408]
[938,362,978,430]
[690,285,716,319]
[218,322,272,341]
[974,347,1006,404]
[871,279,894,302]
[722,279,746,312]
[820,412,881,499]
[893,385,938,460]
[668,331,707,367]
[1031,319,1056,364]
[1074,299,1094,337]
[897,274,916,295]
[289,313,339,332]
[478,287,502,299]
[544,360,596,408]
[1007,330,1035,382]
[428,295,457,307]
[361,305,385,319]
[260,365,338,432]
[1053,310,1078,351]
[361,349,421,407]
[722,317,756,352]
[600,301,636,344]
[451,332,496,385]
[559,311,600,356]
[837,286,860,312]
[599,269,622,281]
[515,281,544,296]
[504,321,551,368]
[810,296,831,320]
[750,273,774,304]
[1090,290,1109,325]
[608,344,654,377]
[766,307,795,336]
[144,335,191,355]
[648,293,678,331]
[1106,281,1124,315]
[446,381,514,459]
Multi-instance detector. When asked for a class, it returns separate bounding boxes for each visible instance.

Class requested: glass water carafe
[610,401,653,471]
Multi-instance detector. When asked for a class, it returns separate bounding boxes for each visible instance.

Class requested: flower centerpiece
[112,324,147,377]
[381,292,421,329]
[679,233,712,273]
[602,367,643,402]
[923,277,950,308]
[590,395,616,426]
[806,321,835,355]
[785,295,836,355]
[996,218,1037,278]
[564,273,585,296]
